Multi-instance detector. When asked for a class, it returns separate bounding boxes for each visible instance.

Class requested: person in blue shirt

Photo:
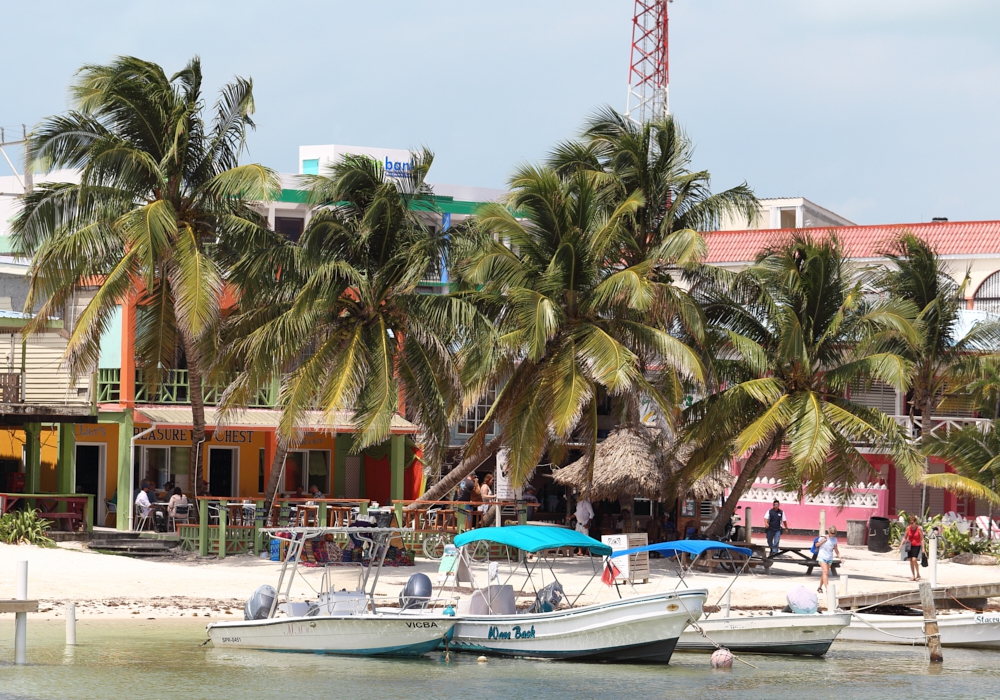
[764,500,788,557]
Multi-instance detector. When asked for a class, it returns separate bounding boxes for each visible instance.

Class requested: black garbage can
[868,516,891,552]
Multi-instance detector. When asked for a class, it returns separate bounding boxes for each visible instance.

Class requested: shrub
[0,509,54,546]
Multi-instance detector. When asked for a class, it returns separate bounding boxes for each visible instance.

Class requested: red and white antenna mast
[625,0,669,124]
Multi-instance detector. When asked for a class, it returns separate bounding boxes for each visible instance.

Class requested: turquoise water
[1,619,998,699]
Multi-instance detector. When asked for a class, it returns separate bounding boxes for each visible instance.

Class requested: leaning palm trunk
[920,396,934,517]
[704,435,782,539]
[417,440,497,505]
[183,334,208,497]
[262,441,289,520]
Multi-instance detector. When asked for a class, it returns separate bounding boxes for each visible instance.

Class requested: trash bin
[847,519,868,546]
[867,516,891,552]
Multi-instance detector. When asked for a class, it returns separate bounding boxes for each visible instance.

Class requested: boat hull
[207,614,454,656]
[676,612,852,656]
[839,611,1000,649]
[448,589,707,662]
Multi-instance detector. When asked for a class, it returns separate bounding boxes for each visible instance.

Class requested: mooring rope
[684,613,760,669]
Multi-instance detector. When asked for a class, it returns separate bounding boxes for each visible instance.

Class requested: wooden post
[218,500,227,559]
[840,574,849,596]
[744,507,752,545]
[23,423,41,494]
[826,583,837,613]
[920,581,944,662]
[390,435,405,503]
[359,500,368,516]
[253,499,265,554]
[819,509,826,536]
[721,589,731,618]
[14,560,27,665]
[198,498,208,557]
[929,530,938,588]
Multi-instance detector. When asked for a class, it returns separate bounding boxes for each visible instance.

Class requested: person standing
[573,495,594,555]
[764,499,788,557]
[815,526,841,594]
[903,515,924,581]
[455,474,476,502]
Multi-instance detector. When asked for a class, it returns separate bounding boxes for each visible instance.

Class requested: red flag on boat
[602,560,620,586]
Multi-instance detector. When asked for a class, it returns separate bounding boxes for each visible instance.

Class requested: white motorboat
[609,539,851,656]
[446,525,709,662]
[840,610,1000,649]
[207,525,456,657]
[677,610,852,655]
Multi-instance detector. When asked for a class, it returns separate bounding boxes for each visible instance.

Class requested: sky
[0,0,998,225]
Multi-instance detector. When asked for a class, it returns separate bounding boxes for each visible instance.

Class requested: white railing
[743,478,886,510]
[891,415,991,439]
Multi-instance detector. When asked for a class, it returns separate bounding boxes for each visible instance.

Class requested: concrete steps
[87,530,180,557]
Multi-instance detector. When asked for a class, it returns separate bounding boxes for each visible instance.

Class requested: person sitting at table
[616,508,632,533]
[135,483,161,529]
[308,484,325,500]
[291,485,304,499]
[167,487,188,519]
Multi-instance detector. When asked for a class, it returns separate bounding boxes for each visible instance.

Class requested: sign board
[602,533,650,584]
[495,449,515,500]
[299,144,415,179]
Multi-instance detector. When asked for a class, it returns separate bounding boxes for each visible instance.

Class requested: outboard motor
[244,584,277,620]
[399,573,433,610]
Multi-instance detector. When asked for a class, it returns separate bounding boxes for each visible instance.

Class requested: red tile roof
[704,220,1000,264]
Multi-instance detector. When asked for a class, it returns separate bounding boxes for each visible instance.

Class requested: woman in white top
[478,473,495,512]
[167,487,188,519]
[815,526,840,594]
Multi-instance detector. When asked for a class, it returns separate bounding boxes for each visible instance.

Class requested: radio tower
[625,0,669,124]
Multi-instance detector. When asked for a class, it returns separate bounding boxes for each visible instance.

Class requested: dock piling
[721,589,731,618]
[929,531,938,588]
[919,581,943,662]
[15,560,27,664]
[827,583,837,613]
[66,602,76,645]
[840,574,849,596]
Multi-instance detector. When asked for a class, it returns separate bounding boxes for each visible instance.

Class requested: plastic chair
[169,503,191,532]
[105,500,117,527]
[134,507,151,531]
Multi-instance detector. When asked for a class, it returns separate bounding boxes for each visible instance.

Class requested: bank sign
[299,144,416,180]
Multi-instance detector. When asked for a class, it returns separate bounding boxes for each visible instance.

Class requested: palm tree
[682,234,924,537]
[875,233,1000,513]
[923,423,1000,537]
[11,56,279,495]
[222,150,477,510]
[549,106,759,268]
[420,163,705,501]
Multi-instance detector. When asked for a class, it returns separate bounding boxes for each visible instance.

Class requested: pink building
[705,219,1000,531]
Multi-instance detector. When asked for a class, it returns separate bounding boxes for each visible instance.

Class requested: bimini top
[613,540,753,560]
[454,525,613,557]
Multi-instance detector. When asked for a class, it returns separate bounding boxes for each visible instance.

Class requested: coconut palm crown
[222,149,478,478]
[11,56,279,494]
[447,163,706,489]
[682,234,925,536]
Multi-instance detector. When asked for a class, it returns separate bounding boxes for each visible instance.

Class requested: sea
[0,619,997,700]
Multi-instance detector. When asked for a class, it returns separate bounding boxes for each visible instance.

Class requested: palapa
[552,429,664,501]
[552,428,735,502]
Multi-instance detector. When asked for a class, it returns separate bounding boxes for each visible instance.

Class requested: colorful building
[705,218,1000,532]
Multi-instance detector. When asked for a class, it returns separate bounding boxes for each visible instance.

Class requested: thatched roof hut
[552,429,665,501]
[552,428,734,502]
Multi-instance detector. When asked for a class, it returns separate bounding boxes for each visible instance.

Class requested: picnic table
[763,543,840,576]
[0,492,93,532]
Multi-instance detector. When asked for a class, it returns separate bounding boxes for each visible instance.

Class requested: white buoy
[66,602,77,645]
[711,648,734,668]
[477,655,488,663]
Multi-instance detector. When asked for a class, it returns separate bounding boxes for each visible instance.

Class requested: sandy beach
[2,537,999,622]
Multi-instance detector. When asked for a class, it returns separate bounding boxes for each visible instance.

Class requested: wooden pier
[838,582,1000,610]
[0,600,38,613]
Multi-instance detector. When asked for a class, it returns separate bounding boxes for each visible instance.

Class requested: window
[275,216,305,243]
[139,446,190,492]
[458,386,496,435]
[302,158,319,175]
[780,208,797,229]
[284,450,331,494]
[974,271,1000,313]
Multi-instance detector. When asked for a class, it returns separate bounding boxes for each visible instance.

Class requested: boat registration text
[975,614,1000,624]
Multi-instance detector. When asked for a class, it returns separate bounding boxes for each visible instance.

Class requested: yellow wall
[0,427,60,492]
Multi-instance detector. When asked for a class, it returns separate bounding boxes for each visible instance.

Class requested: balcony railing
[892,415,991,439]
[0,372,23,403]
[96,368,276,408]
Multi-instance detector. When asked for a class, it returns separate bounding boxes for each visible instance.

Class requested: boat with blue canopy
[610,540,851,656]
[445,524,707,662]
